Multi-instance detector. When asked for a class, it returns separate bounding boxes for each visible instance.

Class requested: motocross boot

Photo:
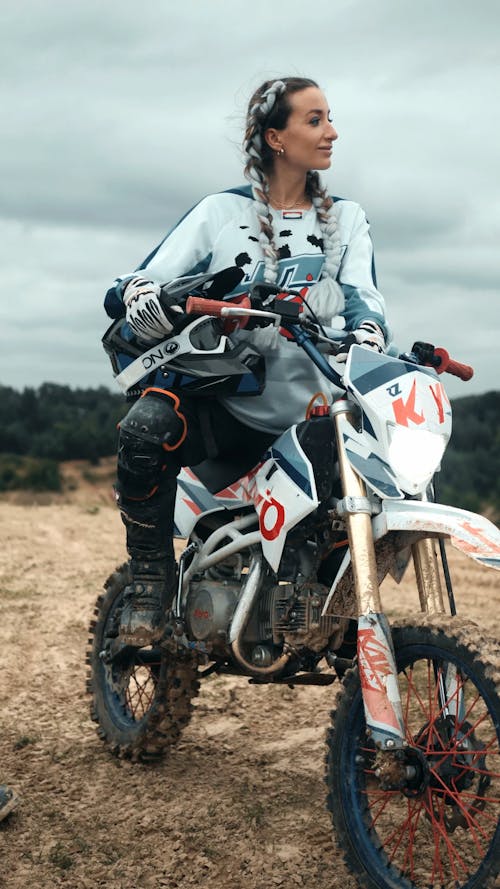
[0,785,19,823]
[119,555,177,647]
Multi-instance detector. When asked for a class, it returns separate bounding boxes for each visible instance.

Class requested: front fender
[372,500,500,570]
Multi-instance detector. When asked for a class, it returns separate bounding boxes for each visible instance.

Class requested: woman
[104,76,389,647]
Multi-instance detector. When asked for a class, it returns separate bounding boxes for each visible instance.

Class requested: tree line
[0,383,124,491]
[436,390,499,517]
[0,383,498,517]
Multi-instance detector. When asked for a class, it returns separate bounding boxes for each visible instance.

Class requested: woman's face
[266,86,338,174]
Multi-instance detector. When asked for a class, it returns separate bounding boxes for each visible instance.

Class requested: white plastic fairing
[174,425,320,571]
[343,346,452,498]
[228,426,319,571]
[372,500,500,570]
[174,467,246,538]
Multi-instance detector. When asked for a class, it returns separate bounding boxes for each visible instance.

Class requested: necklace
[269,195,311,211]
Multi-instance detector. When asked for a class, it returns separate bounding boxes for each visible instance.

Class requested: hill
[0,383,498,518]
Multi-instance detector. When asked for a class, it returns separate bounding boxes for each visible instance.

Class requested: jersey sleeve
[104,194,227,319]
[338,205,388,338]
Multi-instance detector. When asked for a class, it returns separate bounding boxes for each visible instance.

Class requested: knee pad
[117,391,185,501]
[119,388,187,451]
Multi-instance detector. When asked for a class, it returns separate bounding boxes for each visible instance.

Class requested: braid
[307,171,342,280]
[244,80,286,283]
[243,77,342,286]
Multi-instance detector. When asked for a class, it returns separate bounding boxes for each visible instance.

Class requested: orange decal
[358,627,401,732]
[460,520,500,553]
[429,382,446,424]
[392,379,425,427]
[216,488,238,499]
[358,627,392,691]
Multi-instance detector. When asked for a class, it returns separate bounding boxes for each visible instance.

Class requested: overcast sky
[1,0,499,400]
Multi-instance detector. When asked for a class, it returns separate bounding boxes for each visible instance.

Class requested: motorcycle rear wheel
[87,563,199,760]
[325,617,500,889]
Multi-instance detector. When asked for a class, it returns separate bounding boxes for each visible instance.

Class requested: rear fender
[372,500,500,570]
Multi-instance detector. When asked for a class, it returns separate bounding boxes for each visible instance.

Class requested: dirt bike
[89,284,500,889]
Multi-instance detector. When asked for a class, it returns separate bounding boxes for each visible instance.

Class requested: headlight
[387,424,448,492]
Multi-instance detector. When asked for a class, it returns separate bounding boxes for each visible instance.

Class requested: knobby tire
[325,617,500,889]
[87,563,199,760]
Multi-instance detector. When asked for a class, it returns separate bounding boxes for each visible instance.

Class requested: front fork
[332,400,452,750]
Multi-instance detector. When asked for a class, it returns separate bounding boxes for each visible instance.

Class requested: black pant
[116,389,276,562]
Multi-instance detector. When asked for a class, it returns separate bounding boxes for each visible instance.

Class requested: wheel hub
[415,716,482,798]
[374,746,430,799]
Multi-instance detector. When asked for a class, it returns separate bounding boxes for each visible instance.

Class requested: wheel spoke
[366,792,398,826]
[125,666,157,718]
[383,798,424,868]
[429,772,490,850]
[423,788,467,882]
[402,799,424,882]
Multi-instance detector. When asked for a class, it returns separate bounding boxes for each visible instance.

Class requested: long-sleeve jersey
[105,185,388,435]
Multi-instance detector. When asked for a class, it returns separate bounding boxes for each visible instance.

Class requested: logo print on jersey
[239,254,324,292]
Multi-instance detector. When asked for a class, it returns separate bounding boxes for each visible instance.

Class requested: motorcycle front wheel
[87,563,199,760]
[325,618,500,889]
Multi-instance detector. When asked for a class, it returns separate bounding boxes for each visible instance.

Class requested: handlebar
[432,347,474,381]
[408,341,474,381]
[185,296,240,317]
[185,295,283,329]
[185,299,474,383]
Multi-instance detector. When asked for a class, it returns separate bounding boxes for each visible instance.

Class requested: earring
[275,146,285,157]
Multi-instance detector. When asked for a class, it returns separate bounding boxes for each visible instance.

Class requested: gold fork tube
[332,405,382,615]
[411,537,446,614]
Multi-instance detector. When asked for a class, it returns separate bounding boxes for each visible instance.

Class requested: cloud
[1,0,499,400]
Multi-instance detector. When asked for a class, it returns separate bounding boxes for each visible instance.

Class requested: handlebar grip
[434,347,474,381]
[185,296,229,316]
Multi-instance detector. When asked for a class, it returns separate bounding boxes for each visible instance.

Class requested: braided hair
[243,77,342,285]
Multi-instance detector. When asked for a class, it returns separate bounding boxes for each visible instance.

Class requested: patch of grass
[13,734,38,750]
[243,800,266,827]
[73,836,91,854]
[98,843,122,866]
[48,842,74,870]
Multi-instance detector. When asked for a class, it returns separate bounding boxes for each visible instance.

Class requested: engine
[185,578,240,654]
[185,572,344,660]
[255,581,344,652]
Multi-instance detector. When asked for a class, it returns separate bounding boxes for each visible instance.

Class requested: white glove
[335,320,386,363]
[123,276,178,342]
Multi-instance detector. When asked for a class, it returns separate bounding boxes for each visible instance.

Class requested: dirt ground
[0,463,499,888]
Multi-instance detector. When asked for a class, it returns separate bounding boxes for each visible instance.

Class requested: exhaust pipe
[228,553,291,676]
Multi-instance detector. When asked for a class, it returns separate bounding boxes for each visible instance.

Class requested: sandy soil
[0,466,499,889]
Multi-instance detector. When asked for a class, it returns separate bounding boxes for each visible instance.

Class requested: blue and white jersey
[105,185,388,434]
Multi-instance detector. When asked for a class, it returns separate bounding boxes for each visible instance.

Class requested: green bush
[0,454,61,492]
[0,383,124,461]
